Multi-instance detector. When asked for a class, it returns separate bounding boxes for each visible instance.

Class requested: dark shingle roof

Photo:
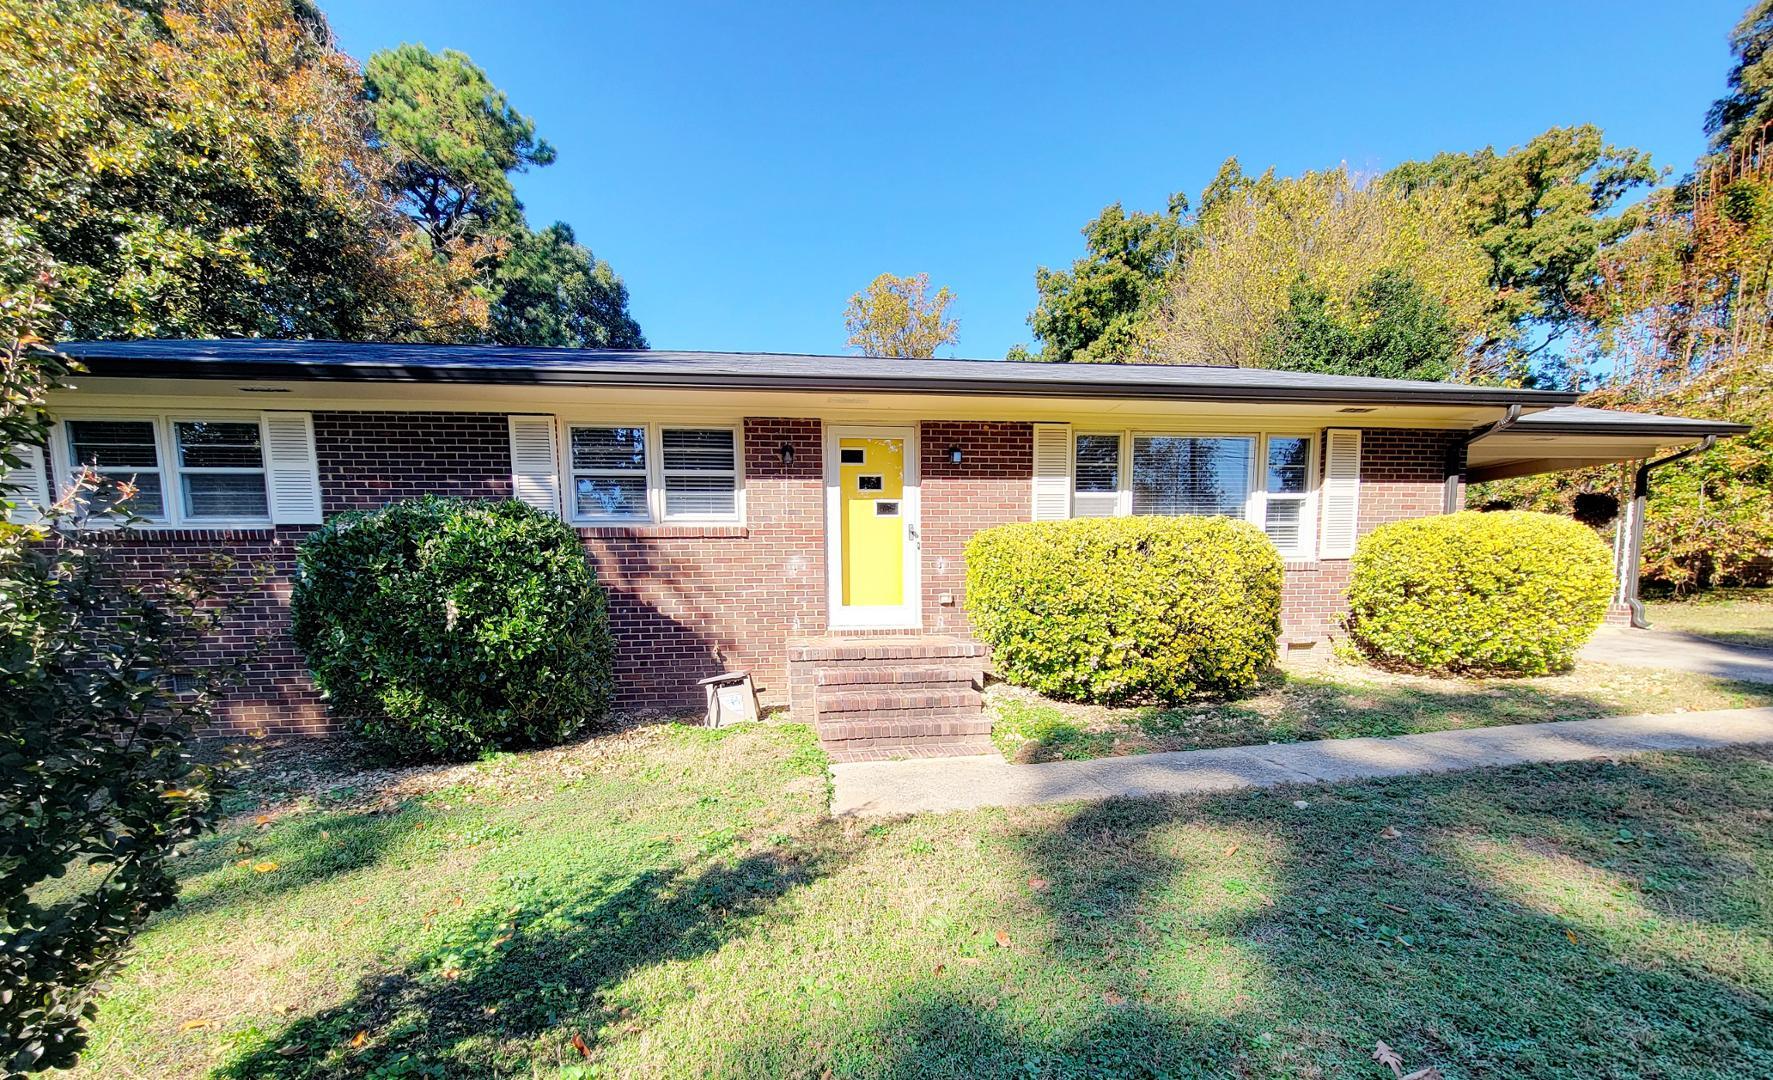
[55,339,1581,408]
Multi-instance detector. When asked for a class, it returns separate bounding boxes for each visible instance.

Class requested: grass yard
[66,720,1773,1079]
[989,660,1773,764]
[1648,589,1773,651]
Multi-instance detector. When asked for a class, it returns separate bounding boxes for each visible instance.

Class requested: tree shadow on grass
[214,820,857,1078]
[165,797,447,918]
[749,751,1773,1078]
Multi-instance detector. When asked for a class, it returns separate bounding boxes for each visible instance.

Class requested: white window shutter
[1319,428,1361,558]
[4,443,50,525]
[262,412,323,525]
[1031,423,1073,521]
[508,416,561,514]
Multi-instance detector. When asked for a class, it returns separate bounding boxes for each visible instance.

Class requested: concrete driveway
[1581,625,1773,684]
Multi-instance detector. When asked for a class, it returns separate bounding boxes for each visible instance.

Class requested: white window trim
[168,415,272,526]
[563,422,652,524]
[1127,429,1262,524]
[558,419,745,526]
[1071,430,1129,517]
[50,412,275,529]
[1066,427,1324,558]
[1255,432,1319,560]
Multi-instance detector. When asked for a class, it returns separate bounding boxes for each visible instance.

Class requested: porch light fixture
[778,443,795,466]
[948,445,963,464]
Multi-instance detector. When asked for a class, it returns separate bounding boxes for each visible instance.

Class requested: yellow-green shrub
[1345,510,1614,675]
[964,517,1282,703]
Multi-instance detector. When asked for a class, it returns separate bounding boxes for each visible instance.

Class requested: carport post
[1615,435,1716,629]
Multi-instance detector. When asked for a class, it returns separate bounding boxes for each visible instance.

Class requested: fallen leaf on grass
[993,931,1012,948]
[571,1032,591,1059]
[178,1018,213,1032]
[1378,826,1402,840]
[1373,1040,1404,1074]
[1223,843,1240,857]
[252,861,278,874]
[348,1030,368,1049]
[933,963,945,976]
[1565,929,1579,945]
[276,1043,306,1058]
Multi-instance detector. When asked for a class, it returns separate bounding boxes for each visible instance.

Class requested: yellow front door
[838,436,905,608]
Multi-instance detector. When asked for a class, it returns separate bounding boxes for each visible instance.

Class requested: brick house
[8,341,1744,758]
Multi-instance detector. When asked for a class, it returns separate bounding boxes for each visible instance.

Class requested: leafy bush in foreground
[1346,510,1614,675]
[291,497,613,760]
[965,516,1282,704]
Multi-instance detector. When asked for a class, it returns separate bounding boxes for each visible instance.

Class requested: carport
[1457,405,1752,628]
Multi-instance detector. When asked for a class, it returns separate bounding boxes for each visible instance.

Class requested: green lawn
[1648,589,1773,651]
[990,659,1773,763]
[67,721,1773,1079]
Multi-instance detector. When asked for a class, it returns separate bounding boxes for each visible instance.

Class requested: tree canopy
[1707,0,1773,153]
[490,223,646,349]
[0,2,640,349]
[1148,164,1495,375]
[365,43,557,248]
[843,273,959,358]
[1382,125,1659,369]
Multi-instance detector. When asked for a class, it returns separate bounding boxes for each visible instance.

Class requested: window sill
[64,524,282,542]
[576,524,750,540]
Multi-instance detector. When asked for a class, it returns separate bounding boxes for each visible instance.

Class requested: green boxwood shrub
[1345,510,1614,675]
[965,516,1282,704]
[290,497,614,760]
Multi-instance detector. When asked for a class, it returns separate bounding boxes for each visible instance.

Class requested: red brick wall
[919,421,1033,633]
[1279,428,1463,637]
[102,528,330,737]
[580,418,825,708]
[100,413,1461,733]
[315,411,512,514]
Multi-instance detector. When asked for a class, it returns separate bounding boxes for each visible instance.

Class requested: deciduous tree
[0,0,490,342]
[843,273,958,358]
[1148,166,1494,373]
[1383,125,1658,372]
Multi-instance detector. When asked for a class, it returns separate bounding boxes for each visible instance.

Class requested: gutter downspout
[1443,404,1522,514]
[1617,435,1717,629]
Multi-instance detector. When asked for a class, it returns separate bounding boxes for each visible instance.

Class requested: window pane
[67,420,159,468]
[1264,499,1304,550]
[182,473,268,519]
[110,471,165,518]
[1266,436,1312,495]
[575,475,648,518]
[176,421,264,468]
[662,428,735,472]
[571,427,646,471]
[1074,434,1120,493]
[665,474,736,517]
[1131,436,1253,517]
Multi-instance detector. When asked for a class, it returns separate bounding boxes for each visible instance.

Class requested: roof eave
[69,356,1581,409]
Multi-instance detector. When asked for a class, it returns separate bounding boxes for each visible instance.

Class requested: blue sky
[323,1,1747,358]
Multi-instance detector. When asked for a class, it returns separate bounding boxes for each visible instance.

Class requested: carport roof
[1465,406,1749,482]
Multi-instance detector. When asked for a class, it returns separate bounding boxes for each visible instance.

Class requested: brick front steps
[787,637,992,762]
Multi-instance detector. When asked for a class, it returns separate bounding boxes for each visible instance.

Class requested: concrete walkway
[1582,625,1773,684]
[829,707,1773,817]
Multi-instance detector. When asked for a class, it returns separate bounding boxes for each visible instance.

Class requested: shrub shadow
[214,821,854,1078]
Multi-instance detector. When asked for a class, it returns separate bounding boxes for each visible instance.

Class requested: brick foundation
[90,412,1467,736]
